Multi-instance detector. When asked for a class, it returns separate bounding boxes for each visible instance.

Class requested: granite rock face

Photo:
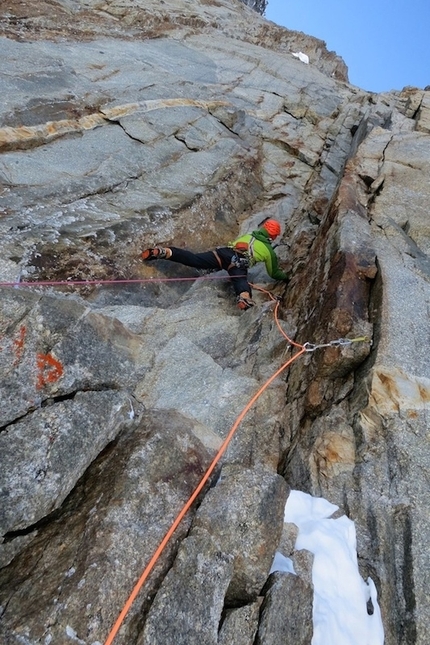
[0,1,429,644]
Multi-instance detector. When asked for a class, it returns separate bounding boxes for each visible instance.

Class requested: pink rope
[0,274,246,288]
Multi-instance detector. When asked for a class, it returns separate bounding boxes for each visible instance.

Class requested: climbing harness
[212,249,224,270]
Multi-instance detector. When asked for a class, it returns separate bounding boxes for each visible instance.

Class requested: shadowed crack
[0,386,124,434]
[411,94,424,121]
[174,133,199,151]
[264,137,315,168]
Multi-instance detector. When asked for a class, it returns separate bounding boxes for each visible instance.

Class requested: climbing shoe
[141,247,170,261]
[236,292,255,310]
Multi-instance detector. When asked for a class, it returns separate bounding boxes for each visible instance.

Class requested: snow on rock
[285,490,384,645]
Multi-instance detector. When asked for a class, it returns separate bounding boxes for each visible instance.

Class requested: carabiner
[303,342,317,352]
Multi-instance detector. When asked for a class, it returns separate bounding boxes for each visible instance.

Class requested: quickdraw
[303,336,371,352]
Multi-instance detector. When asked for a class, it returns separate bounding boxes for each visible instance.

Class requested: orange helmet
[262,219,281,239]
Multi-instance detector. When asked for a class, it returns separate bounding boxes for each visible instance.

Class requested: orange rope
[103,289,305,645]
[250,283,303,348]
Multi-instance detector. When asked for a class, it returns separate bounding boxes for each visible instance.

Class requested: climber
[141,219,290,310]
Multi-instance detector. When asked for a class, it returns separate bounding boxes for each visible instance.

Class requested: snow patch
[283,490,384,645]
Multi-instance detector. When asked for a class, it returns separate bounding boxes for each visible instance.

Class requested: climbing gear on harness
[212,249,223,269]
[231,253,250,270]
[262,219,281,239]
[141,247,171,261]
[228,237,255,269]
[231,242,250,268]
[236,292,255,310]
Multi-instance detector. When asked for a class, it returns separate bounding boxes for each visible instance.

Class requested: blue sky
[265,0,430,93]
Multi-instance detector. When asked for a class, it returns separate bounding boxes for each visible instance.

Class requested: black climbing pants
[169,247,250,297]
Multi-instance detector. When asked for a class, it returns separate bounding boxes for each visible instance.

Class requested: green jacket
[231,228,289,280]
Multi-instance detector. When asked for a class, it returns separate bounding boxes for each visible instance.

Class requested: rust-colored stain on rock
[371,367,430,413]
